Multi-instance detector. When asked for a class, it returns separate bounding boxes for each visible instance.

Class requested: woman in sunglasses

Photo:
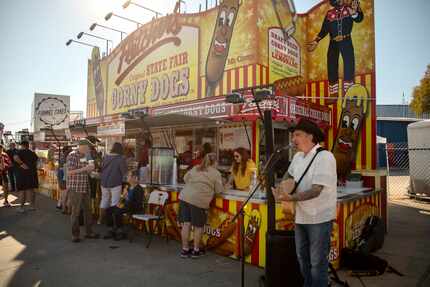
[226,147,256,191]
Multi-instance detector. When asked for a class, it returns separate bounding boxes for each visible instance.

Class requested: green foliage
[410,65,430,115]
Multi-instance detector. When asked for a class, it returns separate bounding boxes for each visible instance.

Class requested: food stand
[80,0,383,269]
[33,129,69,199]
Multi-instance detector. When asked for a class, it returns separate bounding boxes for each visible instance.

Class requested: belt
[331,34,351,42]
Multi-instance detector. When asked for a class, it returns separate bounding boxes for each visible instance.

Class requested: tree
[410,64,430,115]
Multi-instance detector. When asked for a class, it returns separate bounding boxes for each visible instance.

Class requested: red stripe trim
[307,82,312,100]
[260,65,264,85]
[244,65,249,88]
[266,66,269,84]
[235,68,240,90]
[236,201,242,213]
[315,79,320,105]
[223,199,229,212]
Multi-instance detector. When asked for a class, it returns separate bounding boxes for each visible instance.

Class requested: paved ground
[339,201,430,287]
[1,189,430,287]
[0,190,263,287]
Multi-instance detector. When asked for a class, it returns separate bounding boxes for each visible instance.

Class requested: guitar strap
[290,147,324,195]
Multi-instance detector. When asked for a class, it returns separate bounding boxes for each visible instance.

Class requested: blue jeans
[295,221,333,287]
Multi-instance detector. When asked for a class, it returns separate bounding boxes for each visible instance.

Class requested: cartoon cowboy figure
[307,0,364,104]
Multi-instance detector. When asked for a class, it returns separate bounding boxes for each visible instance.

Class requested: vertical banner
[92,47,105,116]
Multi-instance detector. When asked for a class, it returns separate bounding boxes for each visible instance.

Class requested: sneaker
[17,207,25,213]
[180,249,191,259]
[4,201,11,207]
[191,249,205,259]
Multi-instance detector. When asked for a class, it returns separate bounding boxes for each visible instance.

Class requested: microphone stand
[230,149,283,287]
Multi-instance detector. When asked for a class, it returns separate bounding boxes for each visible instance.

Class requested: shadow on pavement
[0,189,264,287]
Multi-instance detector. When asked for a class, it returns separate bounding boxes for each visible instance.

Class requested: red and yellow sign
[107,19,200,113]
[87,0,376,171]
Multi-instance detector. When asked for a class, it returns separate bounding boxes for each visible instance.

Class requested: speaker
[262,230,303,287]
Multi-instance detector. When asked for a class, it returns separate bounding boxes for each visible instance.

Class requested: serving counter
[143,182,387,269]
[40,163,386,270]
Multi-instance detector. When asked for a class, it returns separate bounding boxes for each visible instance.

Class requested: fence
[384,142,430,208]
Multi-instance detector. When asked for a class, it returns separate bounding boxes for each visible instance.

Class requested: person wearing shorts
[178,153,224,258]
[99,142,127,226]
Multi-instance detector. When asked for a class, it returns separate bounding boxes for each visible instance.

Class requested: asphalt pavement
[1,189,429,287]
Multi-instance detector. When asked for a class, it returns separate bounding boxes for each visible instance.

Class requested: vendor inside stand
[191,142,213,167]
[226,147,257,191]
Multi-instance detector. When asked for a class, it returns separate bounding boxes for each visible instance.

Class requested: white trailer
[407,120,430,198]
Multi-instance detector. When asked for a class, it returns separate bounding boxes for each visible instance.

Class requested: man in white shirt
[272,119,337,287]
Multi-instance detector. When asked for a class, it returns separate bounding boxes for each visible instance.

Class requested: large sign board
[32,93,70,132]
[86,0,377,170]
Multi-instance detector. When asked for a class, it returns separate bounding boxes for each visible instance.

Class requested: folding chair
[130,190,169,248]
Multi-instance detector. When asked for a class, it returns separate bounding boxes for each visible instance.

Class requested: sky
[1,0,429,133]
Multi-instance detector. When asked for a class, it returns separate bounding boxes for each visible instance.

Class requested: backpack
[357,215,385,255]
[340,248,404,277]
[340,216,403,278]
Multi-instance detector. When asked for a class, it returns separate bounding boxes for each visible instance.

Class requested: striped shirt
[66,151,89,193]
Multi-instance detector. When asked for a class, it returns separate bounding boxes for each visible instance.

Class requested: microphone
[263,144,294,173]
[275,144,295,154]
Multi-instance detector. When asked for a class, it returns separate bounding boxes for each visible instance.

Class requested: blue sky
[1,0,429,132]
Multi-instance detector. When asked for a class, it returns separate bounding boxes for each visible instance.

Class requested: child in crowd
[104,170,144,240]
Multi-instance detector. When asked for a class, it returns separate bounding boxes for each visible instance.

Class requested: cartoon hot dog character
[243,210,261,256]
[205,0,240,98]
[332,84,368,182]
